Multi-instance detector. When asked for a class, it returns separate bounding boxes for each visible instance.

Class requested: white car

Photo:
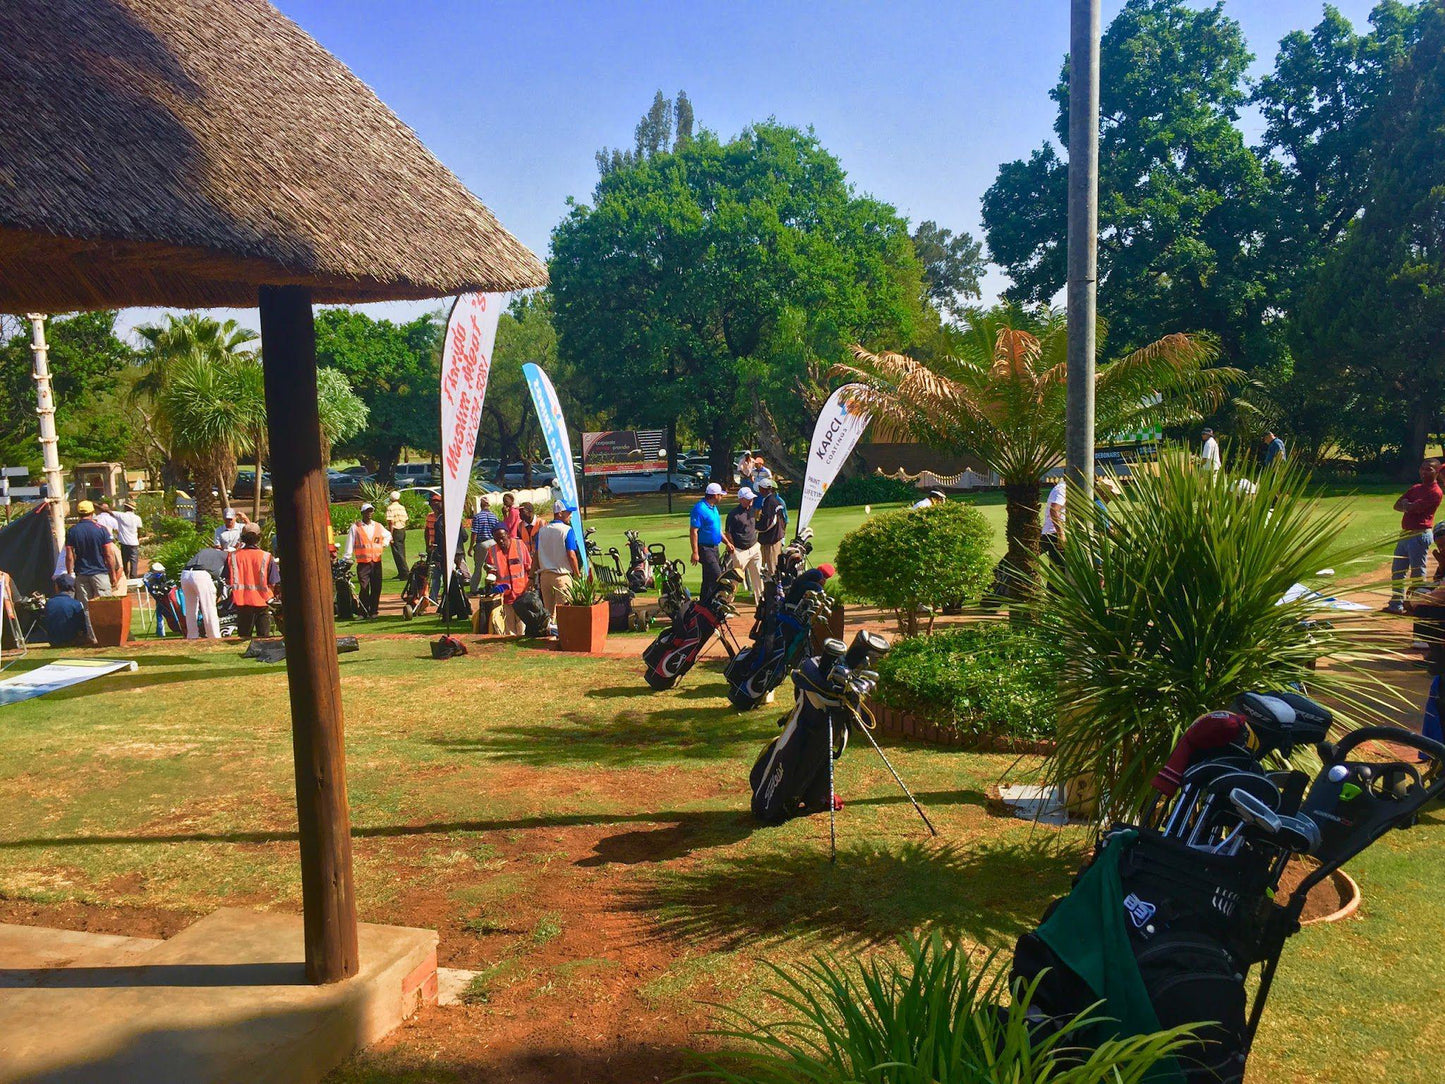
[605,471,703,495]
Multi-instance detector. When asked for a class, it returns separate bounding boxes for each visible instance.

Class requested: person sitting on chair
[43,575,90,648]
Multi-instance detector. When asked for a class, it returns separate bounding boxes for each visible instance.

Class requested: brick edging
[866,699,1056,755]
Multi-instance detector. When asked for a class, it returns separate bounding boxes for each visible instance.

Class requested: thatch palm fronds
[838,305,1241,586]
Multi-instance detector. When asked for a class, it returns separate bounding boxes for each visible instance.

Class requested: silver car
[604,470,703,495]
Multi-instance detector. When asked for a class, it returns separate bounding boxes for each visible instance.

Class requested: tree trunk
[709,417,733,486]
[1402,401,1433,480]
[193,467,218,525]
[1002,481,1042,624]
[252,439,264,525]
[378,448,399,487]
[750,393,806,482]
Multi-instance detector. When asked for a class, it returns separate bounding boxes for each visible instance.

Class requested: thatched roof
[0,0,547,312]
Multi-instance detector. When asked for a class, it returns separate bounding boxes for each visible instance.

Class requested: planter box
[88,593,132,647]
[555,600,609,653]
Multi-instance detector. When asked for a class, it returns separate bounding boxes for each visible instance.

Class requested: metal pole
[27,315,67,550]
[1065,0,1100,506]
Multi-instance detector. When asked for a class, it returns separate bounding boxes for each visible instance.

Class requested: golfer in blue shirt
[690,482,729,599]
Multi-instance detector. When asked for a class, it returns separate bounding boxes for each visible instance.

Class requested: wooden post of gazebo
[259,285,358,983]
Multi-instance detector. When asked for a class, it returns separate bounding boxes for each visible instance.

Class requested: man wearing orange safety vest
[345,503,392,619]
[227,523,281,638]
[484,523,532,635]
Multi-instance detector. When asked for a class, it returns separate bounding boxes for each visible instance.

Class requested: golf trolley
[749,629,936,861]
[1010,691,1445,1084]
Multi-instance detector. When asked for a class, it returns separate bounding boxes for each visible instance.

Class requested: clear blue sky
[119,0,1381,337]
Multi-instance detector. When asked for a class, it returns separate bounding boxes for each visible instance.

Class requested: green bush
[876,624,1060,743]
[147,514,199,545]
[782,473,919,509]
[834,501,993,634]
[1043,453,1401,823]
[694,932,1195,1084]
[329,503,360,538]
[153,529,213,576]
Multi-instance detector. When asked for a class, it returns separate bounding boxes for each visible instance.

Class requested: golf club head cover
[1152,710,1248,796]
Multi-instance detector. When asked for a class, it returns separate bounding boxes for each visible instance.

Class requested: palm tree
[132,314,259,495]
[157,352,262,523]
[840,305,1241,590]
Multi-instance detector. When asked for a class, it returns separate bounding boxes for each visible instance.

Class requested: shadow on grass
[428,706,766,766]
[621,834,1073,952]
[334,1043,693,1084]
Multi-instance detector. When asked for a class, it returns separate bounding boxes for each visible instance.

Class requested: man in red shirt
[1387,459,1443,613]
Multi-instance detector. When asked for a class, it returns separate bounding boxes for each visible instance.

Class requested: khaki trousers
[540,570,574,618]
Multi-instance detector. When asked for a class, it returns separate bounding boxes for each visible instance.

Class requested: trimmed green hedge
[783,473,919,509]
[875,624,1060,742]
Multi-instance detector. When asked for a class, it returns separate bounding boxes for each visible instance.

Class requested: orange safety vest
[227,547,275,607]
[352,520,385,563]
[486,540,530,602]
[517,518,542,551]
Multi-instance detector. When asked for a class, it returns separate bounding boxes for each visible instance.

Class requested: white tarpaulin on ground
[0,659,137,707]
[1277,583,1370,611]
[797,384,872,537]
[439,292,504,592]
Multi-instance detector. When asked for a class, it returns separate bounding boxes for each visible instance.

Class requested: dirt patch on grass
[0,895,197,939]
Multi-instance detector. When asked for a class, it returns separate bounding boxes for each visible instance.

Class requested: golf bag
[331,556,358,621]
[1009,693,1445,1084]
[143,568,185,636]
[652,546,688,620]
[400,554,434,620]
[725,562,833,710]
[512,585,550,637]
[641,569,741,691]
[624,530,654,592]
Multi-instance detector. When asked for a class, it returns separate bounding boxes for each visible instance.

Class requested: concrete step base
[0,907,437,1083]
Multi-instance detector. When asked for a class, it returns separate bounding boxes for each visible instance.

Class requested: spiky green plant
[688,932,1196,1083]
[1041,452,1404,822]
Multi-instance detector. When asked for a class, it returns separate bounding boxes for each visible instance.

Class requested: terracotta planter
[88,593,132,647]
[556,600,609,653]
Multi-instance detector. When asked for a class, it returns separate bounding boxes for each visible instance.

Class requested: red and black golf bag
[641,569,740,691]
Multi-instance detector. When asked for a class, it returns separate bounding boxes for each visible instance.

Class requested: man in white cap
[384,490,410,579]
[754,476,788,575]
[725,487,764,598]
[344,502,392,618]
[213,508,243,552]
[537,501,582,623]
[1199,427,1221,473]
[690,482,730,599]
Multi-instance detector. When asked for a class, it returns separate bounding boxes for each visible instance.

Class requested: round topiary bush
[834,500,993,633]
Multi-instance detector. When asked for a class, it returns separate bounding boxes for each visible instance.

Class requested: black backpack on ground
[512,586,550,637]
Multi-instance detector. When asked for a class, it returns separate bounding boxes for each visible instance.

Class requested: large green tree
[552,121,929,478]
[314,308,442,482]
[982,0,1277,368]
[911,220,986,318]
[1288,0,1445,475]
[0,311,135,467]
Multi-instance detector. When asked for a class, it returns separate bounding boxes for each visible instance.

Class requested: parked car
[232,469,272,499]
[392,463,437,487]
[339,465,374,478]
[499,461,556,486]
[605,470,703,495]
[327,469,366,501]
[474,458,501,480]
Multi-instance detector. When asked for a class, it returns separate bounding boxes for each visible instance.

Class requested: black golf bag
[641,570,740,691]
[725,563,832,711]
[652,547,688,620]
[749,649,851,823]
[624,530,654,593]
[1009,693,1445,1084]
[331,556,357,621]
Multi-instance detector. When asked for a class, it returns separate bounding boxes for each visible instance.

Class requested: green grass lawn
[0,637,1441,1082]
[574,481,1404,597]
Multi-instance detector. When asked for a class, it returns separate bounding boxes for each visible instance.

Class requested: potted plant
[555,576,609,653]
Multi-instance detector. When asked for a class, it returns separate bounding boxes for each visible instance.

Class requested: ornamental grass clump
[689,932,1195,1083]
[1041,452,1403,822]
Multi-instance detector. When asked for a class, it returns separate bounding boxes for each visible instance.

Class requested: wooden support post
[259,284,359,984]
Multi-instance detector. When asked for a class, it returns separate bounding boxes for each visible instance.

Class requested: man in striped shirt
[468,500,503,595]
